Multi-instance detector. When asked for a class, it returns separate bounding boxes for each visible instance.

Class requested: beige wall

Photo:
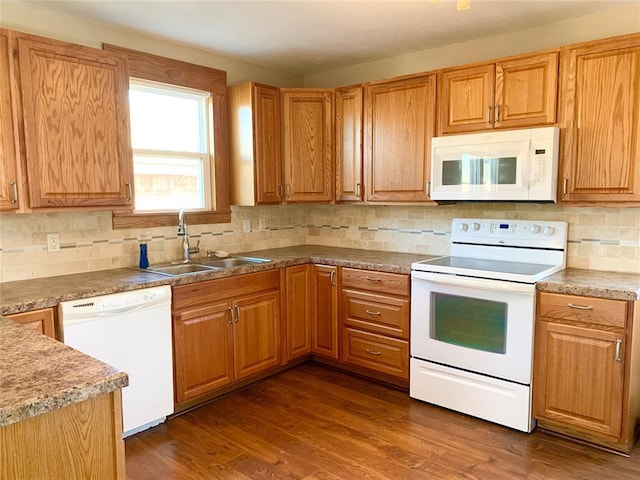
[0,1,303,87]
[304,4,640,87]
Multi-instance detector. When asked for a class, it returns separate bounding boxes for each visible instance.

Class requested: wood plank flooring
[125,363,640,479]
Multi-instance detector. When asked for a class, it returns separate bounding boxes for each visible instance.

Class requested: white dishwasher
[59,285,174,438]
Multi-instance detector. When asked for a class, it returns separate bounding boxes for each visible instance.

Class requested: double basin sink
[142,256,271,277]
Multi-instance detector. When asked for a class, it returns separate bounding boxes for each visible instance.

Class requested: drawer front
[341,289,409,339]
[342,327,409,379]
[341,268,409,296]
[538,292,628,329]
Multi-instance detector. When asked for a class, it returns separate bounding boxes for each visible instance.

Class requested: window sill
[112,210,231,229]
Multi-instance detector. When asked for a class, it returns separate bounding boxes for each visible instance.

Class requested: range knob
[459,223,469,232]
[543,226,555,237]
[472,222,481,231]
[529,224,541,234]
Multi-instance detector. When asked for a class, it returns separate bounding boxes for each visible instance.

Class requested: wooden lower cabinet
[6,308,56,338]
[339,268,411,382]
[312,264,339,359]
[534,291,640,453]
[172,270,281,408]
[1,390,126,479]
[284,264,313,362]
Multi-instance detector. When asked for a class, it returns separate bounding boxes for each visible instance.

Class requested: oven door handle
[411,271,535,294]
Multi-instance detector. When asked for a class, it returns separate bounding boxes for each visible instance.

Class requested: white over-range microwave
[430,126,560,202]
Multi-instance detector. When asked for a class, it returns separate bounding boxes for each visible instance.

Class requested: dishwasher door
[59,285,173,437]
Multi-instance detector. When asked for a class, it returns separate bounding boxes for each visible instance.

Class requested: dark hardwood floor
[126,363,640,479]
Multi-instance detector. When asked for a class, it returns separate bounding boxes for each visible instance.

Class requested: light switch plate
[242,219,251,233]
[259,219,266,231]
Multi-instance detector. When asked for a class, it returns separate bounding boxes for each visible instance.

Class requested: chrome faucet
[177,210,199,262]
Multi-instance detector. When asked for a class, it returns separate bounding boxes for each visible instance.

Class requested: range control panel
[451,218,568,249]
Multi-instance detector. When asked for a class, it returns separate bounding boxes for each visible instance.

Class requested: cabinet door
[285,264,312,362]
[0,30,19,211]
[496,52,558,129]
[534,321,625,438]
[16,32,133,208]
[7,308,56,338]
[312,265,339,359]
[254,83,283,204]
[282,89,334,202]
[335,86,363,202]
[438,64,495,134]
[173,303,234,404]
[364,75,435,202]
[233,290,281,380]
[560,35,640,202]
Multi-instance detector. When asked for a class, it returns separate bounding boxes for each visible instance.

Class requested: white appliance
[410,218,567,432]
[430,127,559,202]
[59,285,174,438]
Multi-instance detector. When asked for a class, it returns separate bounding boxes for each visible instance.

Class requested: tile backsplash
[0,203,638,282]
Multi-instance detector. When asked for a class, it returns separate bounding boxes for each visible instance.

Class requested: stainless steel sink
[198,256,272,268]
[139,256,271,276]
[144,263,220,276]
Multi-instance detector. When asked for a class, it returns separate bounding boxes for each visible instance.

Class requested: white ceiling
[20,0,636,75]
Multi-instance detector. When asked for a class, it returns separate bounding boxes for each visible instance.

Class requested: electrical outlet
[47,233,60,252]
[242,219,251,233]
[258,218,266,231]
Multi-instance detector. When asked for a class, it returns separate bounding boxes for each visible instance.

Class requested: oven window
[430,293,507,354]
[442,156,517,186]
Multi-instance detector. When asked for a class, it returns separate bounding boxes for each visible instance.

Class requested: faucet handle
[188,240,200,255]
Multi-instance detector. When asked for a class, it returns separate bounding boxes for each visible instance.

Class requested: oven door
[411,271,535,384]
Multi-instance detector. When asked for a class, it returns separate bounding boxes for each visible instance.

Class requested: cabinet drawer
[341,268,409,296]
[342,327,409,379]
[341,289,409,339]
[538,292,628,329]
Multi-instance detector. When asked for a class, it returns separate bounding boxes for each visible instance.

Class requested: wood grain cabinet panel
[285,264,313,362]
[312,264,339,360]
[342,327,409,379]
[282,89,334,203]
[6,308,56,339]
[0,29,20,211]
[15,31,133,208]
[335,85,363,202]
[364,75,435,202]
[228,82,282,205]
[438,52,558,134]
[559,34,640,203]
[534,291,640,453]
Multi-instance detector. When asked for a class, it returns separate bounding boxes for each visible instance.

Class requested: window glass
[129,80,211,211]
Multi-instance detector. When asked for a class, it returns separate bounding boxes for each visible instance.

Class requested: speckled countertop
[0,318,128,427]
[537,268,640,301]
[0,245,434,315]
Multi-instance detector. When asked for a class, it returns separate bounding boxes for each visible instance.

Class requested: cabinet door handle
[234,305,240,323]
[366,349,381,356]
[125,181,132,201]
[615,339,623,362]
[10,180,18,204]
[563,178,568,196]
[278,183,283,198]
[365,309,381,316]
[365,276,381,282]
[567,303,594,311]
[355,183,361,198]
[487,106,493,124]
[494,104,501,124]
[330,270,336,287]
[228,307,234,325]
[286,184,291,198]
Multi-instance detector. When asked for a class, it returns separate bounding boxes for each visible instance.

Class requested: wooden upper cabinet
[438,52,558,134]
[364,74,435,202]
[335,86,363,202]
[15,31,133,208]
[0,30,20,211]
[281,89,334,203]
[438,64,495,134]
[228,82,282,205]
[560,34,640,203]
